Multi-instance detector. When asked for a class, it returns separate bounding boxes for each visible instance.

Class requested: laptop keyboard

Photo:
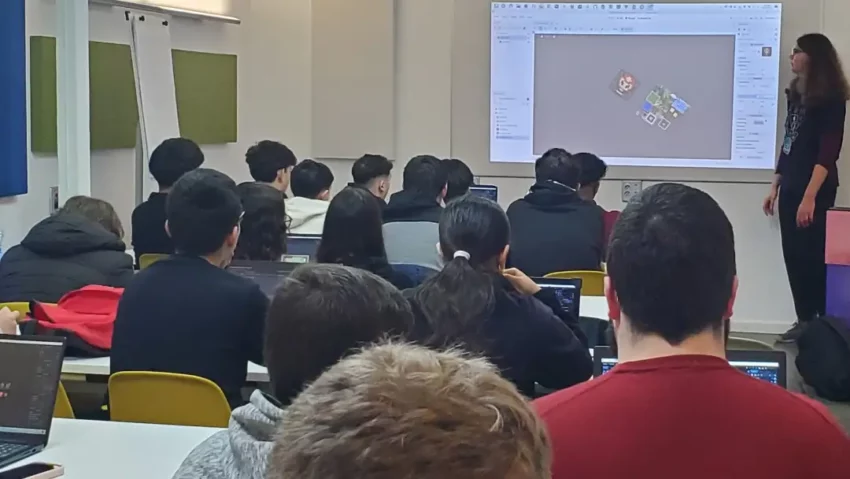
[0,443,28,457]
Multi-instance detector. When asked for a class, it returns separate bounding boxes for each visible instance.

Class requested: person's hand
[0,307,20,335]
[797,196,816,228]
[503,268,541,296]
[762,186,778,216]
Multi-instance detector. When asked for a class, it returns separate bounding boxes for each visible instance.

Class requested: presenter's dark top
[131,192,174,268]
[111,255,268,408]
[776,89,846,195]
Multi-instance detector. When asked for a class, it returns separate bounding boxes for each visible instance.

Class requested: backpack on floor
[796,315,850,402]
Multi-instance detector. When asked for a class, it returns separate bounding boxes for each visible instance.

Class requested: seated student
[267,342,551,479]
[245,140,298,194]
[172,264,413,479]
[285,159,334,235]
[442,158,475,203]
[506,148,604,277]
[316,187,413,290]
[132,138,204,267]
[0,196,134,303]
[406,195,592,398]
[535,183,850,479]
[574,152,618,245]
[112,169,266,409]
[350,153,393,205]
[383,155,447,269]
[234,182,288,261]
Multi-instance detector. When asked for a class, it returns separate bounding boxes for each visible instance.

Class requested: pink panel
[826,209,850,266]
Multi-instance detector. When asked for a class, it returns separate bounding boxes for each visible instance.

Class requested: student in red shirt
[535,183,850,479]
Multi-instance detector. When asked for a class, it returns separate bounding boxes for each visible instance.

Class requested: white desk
[62,358,269,382]
[0,419,220,479]
[60,297,608,379]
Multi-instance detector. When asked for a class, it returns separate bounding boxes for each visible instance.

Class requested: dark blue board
[0,0,28,198]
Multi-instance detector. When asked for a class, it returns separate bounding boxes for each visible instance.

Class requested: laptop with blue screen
[287,235,321,259]
[592,346,787,388]
[532,277,581,319]
[0,335,66,468]
[469,185,498,202]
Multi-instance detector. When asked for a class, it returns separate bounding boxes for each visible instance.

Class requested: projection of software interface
[491,3,782,169]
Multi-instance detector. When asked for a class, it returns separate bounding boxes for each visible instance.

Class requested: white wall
[5,0,850,333]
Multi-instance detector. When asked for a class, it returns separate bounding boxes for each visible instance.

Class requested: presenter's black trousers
[778,187,836,323]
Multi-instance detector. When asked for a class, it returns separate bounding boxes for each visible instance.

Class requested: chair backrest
[727,336,776,352]
[53,381,75,419]
[544,270,605,296]
[0,302,30,317]
[108,371,231,427]
[391,263,440,287]
[138,253,168,270]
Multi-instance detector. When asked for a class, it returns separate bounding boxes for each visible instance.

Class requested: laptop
[0,335,66,469]
[532,277,582,319]
[228,261,297,298]
[468,185,498,202]
[592,346,787,388]
[286,235,321,259]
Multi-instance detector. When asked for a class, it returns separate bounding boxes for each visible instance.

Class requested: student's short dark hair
[149,138,205,188]
[402,155,448,198]
[245,141,297,183]
[575,152,608,186]
[166,168,243,256]
[442,158,475,202]
[290,160,335,199]
[607,183,736,345]
[352,154,393,185]
[264,264,414,403]
[534,148,581,188]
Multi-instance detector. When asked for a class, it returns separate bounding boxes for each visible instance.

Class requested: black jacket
[382,190,444,269]
[343,256,415,290]
[383,190,443,224]
[506,181,604,277]
[405,277,592,397]
[347,182,387,210]
[131,192,173,267]
[0,214,134,303]
[112,255,267,409]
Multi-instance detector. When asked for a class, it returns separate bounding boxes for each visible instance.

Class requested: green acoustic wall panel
[29,36,237,153]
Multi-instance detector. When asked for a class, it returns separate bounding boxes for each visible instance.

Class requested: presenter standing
[764,33,849,342]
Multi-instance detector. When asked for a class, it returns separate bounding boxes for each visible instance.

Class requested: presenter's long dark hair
[412,195,510,352]
[792,33,850,105]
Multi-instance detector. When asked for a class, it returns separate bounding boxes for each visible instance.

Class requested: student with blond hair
[267,342,552,479]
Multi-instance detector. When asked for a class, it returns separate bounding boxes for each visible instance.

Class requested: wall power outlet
[621,181,643,203]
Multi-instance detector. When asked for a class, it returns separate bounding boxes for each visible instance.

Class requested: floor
[742,333,850,433]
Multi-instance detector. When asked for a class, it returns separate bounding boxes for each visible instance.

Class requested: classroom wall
[3,0,850,333]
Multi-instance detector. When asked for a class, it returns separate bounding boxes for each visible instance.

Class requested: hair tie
[453,250,471,260]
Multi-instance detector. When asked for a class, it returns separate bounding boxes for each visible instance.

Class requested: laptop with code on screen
[228,261,297,298]
[592,346,787,388]
[0,335,66,469]
[532,277,581,319]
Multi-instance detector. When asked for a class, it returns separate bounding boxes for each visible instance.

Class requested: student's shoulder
[533,373,613,417]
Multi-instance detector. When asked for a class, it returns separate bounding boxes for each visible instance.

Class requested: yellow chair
[53,382,75,419]
[108,371,231,427]
[0,302,30,318]
[544,270,606,296]
[138,254,168,270]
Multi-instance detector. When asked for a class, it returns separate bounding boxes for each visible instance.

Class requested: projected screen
[490,3,782,169]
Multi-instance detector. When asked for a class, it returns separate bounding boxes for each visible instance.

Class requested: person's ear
[604,276,620,323]
[440,184,448,201]
[498,245,510,271]
[164,220,171,238]
[318,189,331,201]
[724,276,739,320]
[225,225,240,248]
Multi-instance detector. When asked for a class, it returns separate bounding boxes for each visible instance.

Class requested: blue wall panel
[0,0,28,197]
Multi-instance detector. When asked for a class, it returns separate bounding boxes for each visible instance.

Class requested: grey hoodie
[172,390,283,479]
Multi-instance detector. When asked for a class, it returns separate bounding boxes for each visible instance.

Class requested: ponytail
[412,252,496,352]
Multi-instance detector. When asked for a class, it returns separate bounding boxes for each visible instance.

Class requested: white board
[128,12,180,201]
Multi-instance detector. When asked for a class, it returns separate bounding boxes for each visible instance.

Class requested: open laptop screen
[532,277,581,318]
[0,336,65,437]
[593,347,787,388]
[228,261,296,298]
[287,235,321,259]
[469,185,498,202]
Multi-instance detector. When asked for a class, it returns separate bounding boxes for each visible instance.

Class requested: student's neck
[617,330,726,364]
[158,187,172,194]
[265,181,285,192]
[202,252,230,269]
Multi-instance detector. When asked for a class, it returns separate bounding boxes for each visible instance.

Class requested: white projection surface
[490,3,783,169]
